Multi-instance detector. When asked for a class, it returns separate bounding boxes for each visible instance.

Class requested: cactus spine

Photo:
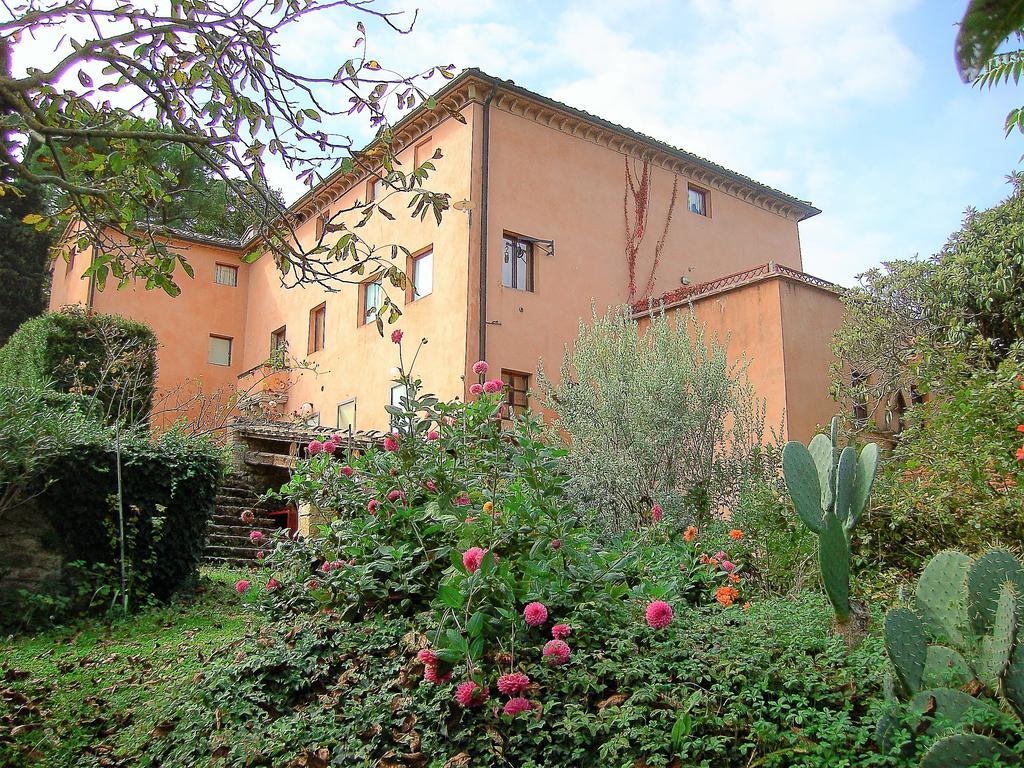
[882,547,1024,766]
[782,416,879,623]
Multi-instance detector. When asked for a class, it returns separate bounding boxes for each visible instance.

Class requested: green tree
[0,174,51,344]
[0,0,455,308]
[833,174,1024,415]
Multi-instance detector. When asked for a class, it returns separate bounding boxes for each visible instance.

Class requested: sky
[273,0,1024,286]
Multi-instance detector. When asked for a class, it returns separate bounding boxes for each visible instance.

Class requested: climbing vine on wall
[624,157,651,301]
[624,157,679,301]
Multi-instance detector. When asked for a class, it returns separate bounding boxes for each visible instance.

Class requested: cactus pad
[782,441,825,533]
[833,445,857,528]
[909,688,997,735]
[849,442,878,531]
[978,583,1017,694]
[808,432,833,508]
[819,508,850,621]
[1004,635,1024,719]
[916,550,972,649]
[967,549,1024,636]
[885,607,927,696]
[921,646,972,690]
[921,733,1019,768]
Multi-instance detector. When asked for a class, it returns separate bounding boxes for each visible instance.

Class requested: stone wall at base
[0,500,64,595]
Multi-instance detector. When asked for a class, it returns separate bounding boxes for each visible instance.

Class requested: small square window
[208,335,232,366]
[337,399,356,432]
[362,278,383,325]
[501,370,530,417]
[502,234,534,292]
[687,186,708,217]
[309,303,326,353]
[389,383,410,429]
[214,263,238,286]
[270,326,287,355]
[410,249,433,301]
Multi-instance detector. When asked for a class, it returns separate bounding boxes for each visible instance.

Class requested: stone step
[203,555,263,568]
[211,514,277,528]
[207,531,280,547]
[204,543,265,560]
[208,522,279,538]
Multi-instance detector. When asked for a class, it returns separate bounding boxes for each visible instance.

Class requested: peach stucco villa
[48,68,844,443]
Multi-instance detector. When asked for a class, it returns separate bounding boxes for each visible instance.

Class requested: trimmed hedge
[0,305,157,425]
[33,429,224,604]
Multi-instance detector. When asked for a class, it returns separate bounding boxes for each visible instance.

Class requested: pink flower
[714,551,727,560]
[469,383,484,396]
[266,577,280,591]
[551,623,571,639]
[306,579,319,590]
[524,602,548,627]
[651,504,663,523]
[496,672,530,695]
[391,329,403,344]
[483,379,503,394]
[426,430,440,441]
[235,579,250,594]
[240,509,255,524]
[455,680,488,708]
[387,489,406,503]
[472,360,489,375]
[543,639,571,665]
[308,439,323,455]
[721,560,735,572]
[503,697,534,717]
[383,434,399,452]
[255,550,265,560]
[454,492,471,506]
[249,530,264,544]
[322,439,337,454]
[321,561,333,573]
[551,539,561,550]
[331,559,344,570]
[426,480,437,492]
[416,649,437,666]
[423,665,451,684]
[645,600,673,629]
[367,499,380,514]
[463,547,486,573]
[340,466,353,477]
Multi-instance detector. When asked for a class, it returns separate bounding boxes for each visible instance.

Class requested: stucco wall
[239,105,477,433]
[476,105,806,404]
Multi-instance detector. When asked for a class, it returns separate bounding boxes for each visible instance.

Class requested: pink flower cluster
[417,648,451,685]
[462,547,498,574]
[391,329,403,344]
[483,379,503,394]
[651,504,663,523]
[543,639,571,665]
[455,680,488,708]
[524,602,548,627]
[320,559,345,573]
[308,434,343,456]
[387,489,406,503]
[497,671,530,695]
[646,600,673,629]
[383,433,399,452]
[249,530,264,544]
[235,579,250,594]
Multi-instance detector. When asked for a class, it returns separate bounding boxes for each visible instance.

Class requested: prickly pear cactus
[782,416,878,624]
[882,547,1024,766]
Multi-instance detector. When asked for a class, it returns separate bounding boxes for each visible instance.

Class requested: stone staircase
[203,474,281,567]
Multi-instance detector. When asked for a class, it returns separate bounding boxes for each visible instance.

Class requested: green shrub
[0,305,157,425]
[144,594,916,768]
[1,428,225,628]
[861,352,1024,570]
[538,305,773,534]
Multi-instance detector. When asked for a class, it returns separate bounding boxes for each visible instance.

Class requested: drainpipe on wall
[478,81,498,362]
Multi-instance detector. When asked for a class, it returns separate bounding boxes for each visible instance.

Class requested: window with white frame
[687,185,708,217]
[411,249,433,300]
[208,335,232,366]
[502,233,534,291]
[362,278,383,325]
[389,382,410,429]
[214,263,238,286]
[337,399,356,432]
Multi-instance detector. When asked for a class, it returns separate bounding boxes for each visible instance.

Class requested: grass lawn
[0,567,262,767]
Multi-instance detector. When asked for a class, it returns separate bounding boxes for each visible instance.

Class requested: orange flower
[683,526,698,543]
[1017,425,1024,432]
[1016,445,1024,462]
[715,585,739,607]
[699,553,710,565]
[727,572,740,584]
[729,529,744,541]
[742,602,751,611]
[483,501,493,513]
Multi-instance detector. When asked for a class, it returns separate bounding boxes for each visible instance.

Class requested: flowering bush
[251,335,753,725]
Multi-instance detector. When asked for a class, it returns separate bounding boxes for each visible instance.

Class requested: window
[309,303,326,353]
[367,176,387,202]
[413,136,433,166]
[501,370,530,417]
[389,382,411,430]
[362,277,383,325]
[315,213,329,240]
[214,263,238,286]
[687,185,708,217]
[410,249,433,301]
[270,326,287,356]
[337,399,356,432]
[502,234,534,291]
[208,335,232,366]
[851,370,869,427]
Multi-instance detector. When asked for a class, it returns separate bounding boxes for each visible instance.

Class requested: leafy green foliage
[861,352,1024,570]
[0,174,51,346]
[539,305,774,533]
[833,175,1024,420]
[0,305,157,425]
[956,0,1024,82]
[0,428,225,629]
